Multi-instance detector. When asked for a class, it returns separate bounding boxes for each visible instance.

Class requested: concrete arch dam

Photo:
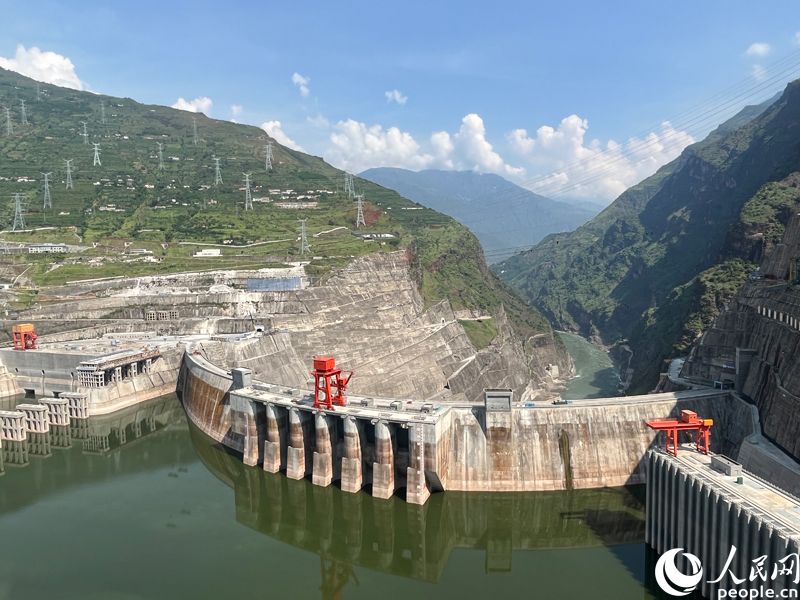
[177,351,757,505]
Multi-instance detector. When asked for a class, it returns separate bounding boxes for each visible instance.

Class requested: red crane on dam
[311,356,352,410]
[11,323,38,351]
[646,410,713,457]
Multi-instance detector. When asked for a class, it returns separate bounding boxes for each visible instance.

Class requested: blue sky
[2,0,799,201]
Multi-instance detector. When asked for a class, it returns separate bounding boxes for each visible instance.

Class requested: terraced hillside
[0,66,564,367]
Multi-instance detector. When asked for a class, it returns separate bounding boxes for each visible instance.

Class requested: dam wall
[178,351,759,502]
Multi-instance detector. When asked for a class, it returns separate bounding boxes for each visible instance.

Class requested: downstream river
[558,331,621,399]
[0,395,664,599]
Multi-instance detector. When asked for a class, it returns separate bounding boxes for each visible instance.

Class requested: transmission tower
[213,157,222,185]
[192,117,198,146]
[36,82,41,102]
[100,100,106,125]
[20,100,28,125]
[355,194,366,228]
[243,173,253,210]
[41,173,52,210]
[156,142,164,171]
[12,193,25,231]
[64,159,74,190]
[344,172,354,199]
[92,143,101,167]
[264,142,273,171]
[81,121,88,144]
[5,107,12,135]
[298,219,310,256]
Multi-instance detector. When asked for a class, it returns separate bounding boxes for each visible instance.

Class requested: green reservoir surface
[0,395,664,599]
[558,331,621,399]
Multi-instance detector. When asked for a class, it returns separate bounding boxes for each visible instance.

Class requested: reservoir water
[558,331,621,399]
[0,395,664,599]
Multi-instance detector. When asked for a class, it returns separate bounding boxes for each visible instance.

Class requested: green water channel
[0,395,668,599]
[558,331,621,400]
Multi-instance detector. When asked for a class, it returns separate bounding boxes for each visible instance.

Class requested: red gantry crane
[646,410,714,457]
[12,323,37,351]
[311,356,353,410]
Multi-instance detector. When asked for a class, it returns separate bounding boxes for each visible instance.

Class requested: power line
[520,51,800,198]
[12,193,25,231]
[243,173,253,210]
[543,61,800,198]
[81,121,88,145]
[92,143,101,167]
[41,172,52,210]
[64,159,74,190]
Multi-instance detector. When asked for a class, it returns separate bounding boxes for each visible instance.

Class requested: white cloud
[324,110,691,200]
[326,113,522,176]
[291,72,310,97]
[508,115,694,200]
[307,114,330,128]
[230,104,243,117]
[745,42,771,57]
[171,96,212,114]
[384,89,408,105]
[261,120,304,152]
[328,119,432,172]
[0,44,85,90]
[453,113,524,176]
[751,64,767,81]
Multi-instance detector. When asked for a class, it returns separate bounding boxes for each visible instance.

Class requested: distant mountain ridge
[360,168,599,263]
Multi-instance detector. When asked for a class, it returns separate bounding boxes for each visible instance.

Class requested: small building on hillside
[193,248,222,258]
[28,243,68,254]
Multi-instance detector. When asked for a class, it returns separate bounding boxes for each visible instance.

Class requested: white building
[193,248,221,258]
[28,243,67,254]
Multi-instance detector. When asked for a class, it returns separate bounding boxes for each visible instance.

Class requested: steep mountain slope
[361,168,599,262]
[499,85,799,392]
[0,66,569,373]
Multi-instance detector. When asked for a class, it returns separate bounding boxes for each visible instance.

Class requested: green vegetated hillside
[0,67,553,342]
[499,82,800,392]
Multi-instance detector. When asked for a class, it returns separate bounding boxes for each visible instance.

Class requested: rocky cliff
[499,85,800,392]
[683,210,800,461]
